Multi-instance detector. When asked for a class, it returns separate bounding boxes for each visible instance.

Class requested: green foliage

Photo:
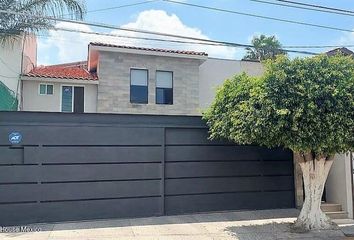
[0,0,86,45]
[244,34,286,61]
[0,81,18,110]
[204,54,354,155]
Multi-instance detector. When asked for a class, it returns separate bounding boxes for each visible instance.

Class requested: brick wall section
[97,51,203,115]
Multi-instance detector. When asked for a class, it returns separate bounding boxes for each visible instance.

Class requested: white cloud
[337,31,354,46]
[37,10,237,65]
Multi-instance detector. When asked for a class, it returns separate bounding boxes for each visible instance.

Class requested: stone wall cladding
[97,51,202,115]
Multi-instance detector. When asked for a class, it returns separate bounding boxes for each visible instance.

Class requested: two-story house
[9,41,354,222]
[20,42,263,115]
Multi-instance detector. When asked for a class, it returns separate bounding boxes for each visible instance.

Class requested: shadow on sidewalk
[4,208,299,232]
[225,222,345,240]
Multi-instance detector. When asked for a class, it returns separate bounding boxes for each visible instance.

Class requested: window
[61,86,84,113]
[156,71,173,105]
[39,84,53,95]
[130,69,148,104]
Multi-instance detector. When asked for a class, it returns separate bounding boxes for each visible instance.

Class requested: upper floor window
[130,69,148,104]
[156,71,173,105]
[39,84,53,95]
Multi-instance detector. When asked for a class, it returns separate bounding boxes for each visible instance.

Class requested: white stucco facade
[326,153,353,218]
[21,78,98,113]
[199,58,264,110]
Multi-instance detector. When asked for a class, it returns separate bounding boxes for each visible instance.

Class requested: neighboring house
[0,34,36,110]
[21,61,98,113]
[326,47,354,57]
[21,42,263,115]
[323,47,354,220]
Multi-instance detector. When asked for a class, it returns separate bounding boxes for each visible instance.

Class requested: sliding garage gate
[0,112,294,226]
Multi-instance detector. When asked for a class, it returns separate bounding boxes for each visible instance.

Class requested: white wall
[22,80,97,113]
[0,34,37,108]
[199,58,264,110]
[326,153,353,218]
[0,39,23,94]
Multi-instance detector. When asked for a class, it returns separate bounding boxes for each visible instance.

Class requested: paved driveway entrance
[0,209,347,240]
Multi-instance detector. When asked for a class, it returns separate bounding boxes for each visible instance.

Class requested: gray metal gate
[0,112,294,226]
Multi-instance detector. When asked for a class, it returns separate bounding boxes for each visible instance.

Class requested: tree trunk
[292,152,336,232]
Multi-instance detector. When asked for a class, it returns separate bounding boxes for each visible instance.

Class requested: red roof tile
[24,63,98,81]
[90,42,208,56]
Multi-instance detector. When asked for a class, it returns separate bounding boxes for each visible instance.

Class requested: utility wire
[54,27,225,46]
[249,0,354,17]
[62,0,159,16]
[274,0,354,15]
[41,28,351,52]
[86,0,159,14]
[51,27,319,55]
[162,0,354,33]
[0,9,318,55]
[58,26,350,51]
[283,44,354,49]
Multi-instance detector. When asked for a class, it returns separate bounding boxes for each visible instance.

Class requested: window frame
[155,70,173,105]
[38,83,54,96]
[130,68,149,104]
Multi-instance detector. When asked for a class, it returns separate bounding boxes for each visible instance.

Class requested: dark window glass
[46,85,53,95]
[74,87,84,113]
[130,69,148,104]
[156,71,173,105]
[156,88,173,105]
[39,84,46,94]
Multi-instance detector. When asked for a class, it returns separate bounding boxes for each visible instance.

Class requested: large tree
[0,0,86,44]
[203,54,354,231]
[244,34,286,61]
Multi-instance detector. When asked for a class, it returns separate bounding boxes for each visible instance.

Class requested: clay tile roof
[90,42,208,56]
[24,62,98,81]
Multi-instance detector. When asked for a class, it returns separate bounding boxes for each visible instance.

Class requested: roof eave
[21,75,99,84]
[90,45,208,61]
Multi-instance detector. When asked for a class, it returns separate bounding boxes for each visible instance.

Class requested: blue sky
[37,0,354,65]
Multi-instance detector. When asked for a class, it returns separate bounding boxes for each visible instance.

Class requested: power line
[249,0,354,17]
[0,9,318,55]
[0,9,247,45]
[57,26,354,51]
[274,0,354,15]
[51,27,319,55]
[42,28,354,52]
[67,0,159,16]
[33,27,319,55]
[162,0,354,33]
[284,45,354,49]
[54,27,225,47]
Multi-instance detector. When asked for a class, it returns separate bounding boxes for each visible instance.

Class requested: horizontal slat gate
[0,112,294,226]
[164,128,294,214]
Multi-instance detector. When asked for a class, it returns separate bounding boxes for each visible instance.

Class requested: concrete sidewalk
[0,209,347,240]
